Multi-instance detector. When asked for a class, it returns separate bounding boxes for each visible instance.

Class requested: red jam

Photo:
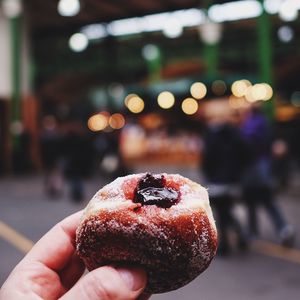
[133,173,180,208]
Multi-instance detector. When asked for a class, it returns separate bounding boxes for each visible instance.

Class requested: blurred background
[1,0,300,299]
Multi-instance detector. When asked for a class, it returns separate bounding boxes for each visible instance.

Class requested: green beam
[10,15,22,149]
[203,0,219,78]
[203,43,218,78]
[257,1,274,120]
[146,47,161,83]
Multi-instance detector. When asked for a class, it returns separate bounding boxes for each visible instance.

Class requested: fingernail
[117,267,147,291]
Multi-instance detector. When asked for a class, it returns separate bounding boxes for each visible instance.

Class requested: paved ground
[0,169,300,299]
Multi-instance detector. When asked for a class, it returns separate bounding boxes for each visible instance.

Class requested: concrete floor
[1,172,300,299]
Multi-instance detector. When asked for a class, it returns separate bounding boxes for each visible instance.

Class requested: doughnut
[76,173,217,294]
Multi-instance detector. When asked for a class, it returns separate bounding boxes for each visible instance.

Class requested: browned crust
[76,207,217,293]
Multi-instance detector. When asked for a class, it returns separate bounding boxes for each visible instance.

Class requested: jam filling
[133,173,180,208]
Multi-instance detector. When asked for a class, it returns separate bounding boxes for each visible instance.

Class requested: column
[0,0,34,173]
[10,12,22,149]
[203,43,218,78]
[257,0,274,119]
[202,0,220,79]
[142,44,161,83]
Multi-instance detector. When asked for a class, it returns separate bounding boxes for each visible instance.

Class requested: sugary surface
[81,173,216,229]
[76,173,217,293]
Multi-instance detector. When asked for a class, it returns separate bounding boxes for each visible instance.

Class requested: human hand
[0,211,149,300]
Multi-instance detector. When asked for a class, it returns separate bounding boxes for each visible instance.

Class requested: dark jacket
[202,124,249,184]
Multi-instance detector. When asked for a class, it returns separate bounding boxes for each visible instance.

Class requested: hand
[0,211,148,300]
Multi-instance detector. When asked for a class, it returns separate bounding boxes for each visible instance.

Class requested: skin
[0,211,150,300]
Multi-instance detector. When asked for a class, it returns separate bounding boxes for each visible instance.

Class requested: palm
[0,212,148,300]
[3,257,84,300]
[23,262,64,299]
[0,212,85,300]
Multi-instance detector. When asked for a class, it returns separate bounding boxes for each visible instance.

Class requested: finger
[23,210,83,271]
[59,253,86,290]
[60,266,147,300]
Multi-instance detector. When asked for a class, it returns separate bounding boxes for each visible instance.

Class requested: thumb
[60,266,147,300]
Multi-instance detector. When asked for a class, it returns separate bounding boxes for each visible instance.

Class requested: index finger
[22,210,83,271]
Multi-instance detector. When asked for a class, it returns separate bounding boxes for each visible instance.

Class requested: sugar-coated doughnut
[76,173,217,294]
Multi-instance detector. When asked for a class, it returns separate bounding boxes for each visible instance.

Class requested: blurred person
[62,122,93,202]
[240,104,295,246]
[294,117,300,168]
[12,123,32,173]
[272,139,290,189]
[0,211,148,300]
[93,132,110,165]
[99,129,132,178]
[202,109,248,255]
[40,116,64,198]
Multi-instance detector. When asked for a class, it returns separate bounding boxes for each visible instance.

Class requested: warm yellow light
[109,113,125,129]
[245,86,256,103]
[262,83,273,101]
[190,82,207,99]
[242,79,251,86]
[124,94,138,107]
[212,80,226,96]
[251,84,268,100]
[157,91,175,109]
[127,96,145,113]
[231,80,251,97]
[87,113,109,131]
[181,98,198,115]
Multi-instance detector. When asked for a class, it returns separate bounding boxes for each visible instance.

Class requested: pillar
[10,13,22,149]
[142,44,161,83]
[257,0,274,119]
[202,0,220,79]
[0,0,34,173]
[203,43,218,78]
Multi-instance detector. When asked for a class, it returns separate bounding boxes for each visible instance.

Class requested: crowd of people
[202,103,295,255]
[40,116,127,202]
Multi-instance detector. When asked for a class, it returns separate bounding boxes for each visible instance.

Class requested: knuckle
[82,270,130,300]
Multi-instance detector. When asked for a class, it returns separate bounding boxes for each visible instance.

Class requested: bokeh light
[69,33,88,52]
[244,86,256,103]
[109,113,125,129]
[142,44,160,61]
[279,2,298,22]
[251,84,268,101]
[291,91,300,107]
[181,98,199,115]
[10,121,23,135]
[231,80,251,97]
[190,82,207,99]
[162,16,183,38]
[127,96,145,113]
[88,113,109,132]
[243,83,273,102]
[124,94,138,107]
[261,83,273,101]
[2,0,22,17]
[278,26,294,43]
[108,83,124,99]
[57,0,80,17]
[157,91,175,109]
[212,80,227,96]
